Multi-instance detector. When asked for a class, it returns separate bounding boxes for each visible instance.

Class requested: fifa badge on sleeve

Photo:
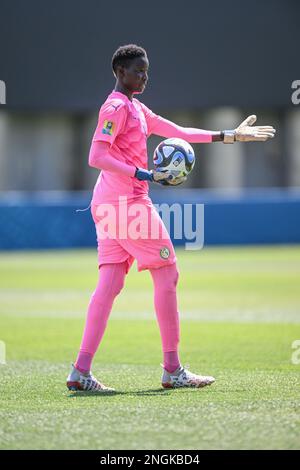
[102,120,115,136]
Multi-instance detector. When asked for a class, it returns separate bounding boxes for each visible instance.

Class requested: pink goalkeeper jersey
[91,90,213,204]
[92,90,153,204]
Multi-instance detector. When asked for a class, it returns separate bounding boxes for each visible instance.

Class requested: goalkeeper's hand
[134,167,175,184]
[234,115,276,142]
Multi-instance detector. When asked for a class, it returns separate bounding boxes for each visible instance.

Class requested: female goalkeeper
[66,44,275,392]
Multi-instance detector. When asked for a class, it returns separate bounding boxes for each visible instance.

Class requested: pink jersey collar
[110,90,134,104]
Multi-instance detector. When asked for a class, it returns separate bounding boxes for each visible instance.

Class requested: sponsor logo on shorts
[102,120,115,135]
[160,247,170,259]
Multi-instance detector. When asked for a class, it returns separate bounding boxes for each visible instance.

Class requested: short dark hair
[111,44,147,75]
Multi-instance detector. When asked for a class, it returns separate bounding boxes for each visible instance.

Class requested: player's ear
[115,64,124,79]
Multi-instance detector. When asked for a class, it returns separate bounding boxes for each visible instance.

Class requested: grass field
[0,245,300,450]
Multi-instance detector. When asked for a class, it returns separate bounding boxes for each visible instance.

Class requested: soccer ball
[153,137,195,186]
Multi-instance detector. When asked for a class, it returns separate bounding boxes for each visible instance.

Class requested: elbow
[88,147,100,169]
[88,141,109,169]
[88,153,98,169]
[88,146,97,168]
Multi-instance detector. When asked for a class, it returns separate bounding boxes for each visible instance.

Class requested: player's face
[121,56,149,93]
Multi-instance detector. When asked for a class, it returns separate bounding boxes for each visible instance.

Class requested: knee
[174,264,179,283]
[160,263,179,292]
[94,275,125,300]
[171,264,179,288]
[110,275,125,297]
[95,262,127,299]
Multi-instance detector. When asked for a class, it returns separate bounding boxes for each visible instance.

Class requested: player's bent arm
[150,115,276,144]
[134,167,174,184]
[88,141,136,177]
[88,141,173,184]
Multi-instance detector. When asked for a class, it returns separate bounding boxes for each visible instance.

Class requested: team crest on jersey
[102,120,115,136]
[160,247,170,259]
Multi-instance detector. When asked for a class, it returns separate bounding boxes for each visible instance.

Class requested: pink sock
[164,351,181,373]
[75,352,92,374]
[149,263,181,372]
[75,262,127,373]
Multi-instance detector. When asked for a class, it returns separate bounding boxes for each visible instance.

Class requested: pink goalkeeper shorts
[91,196,177,273]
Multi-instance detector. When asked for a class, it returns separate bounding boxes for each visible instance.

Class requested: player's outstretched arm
[146,111,275,144]
[219,115,276,143]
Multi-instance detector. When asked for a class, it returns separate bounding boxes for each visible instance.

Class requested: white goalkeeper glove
[223,115,276,143]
